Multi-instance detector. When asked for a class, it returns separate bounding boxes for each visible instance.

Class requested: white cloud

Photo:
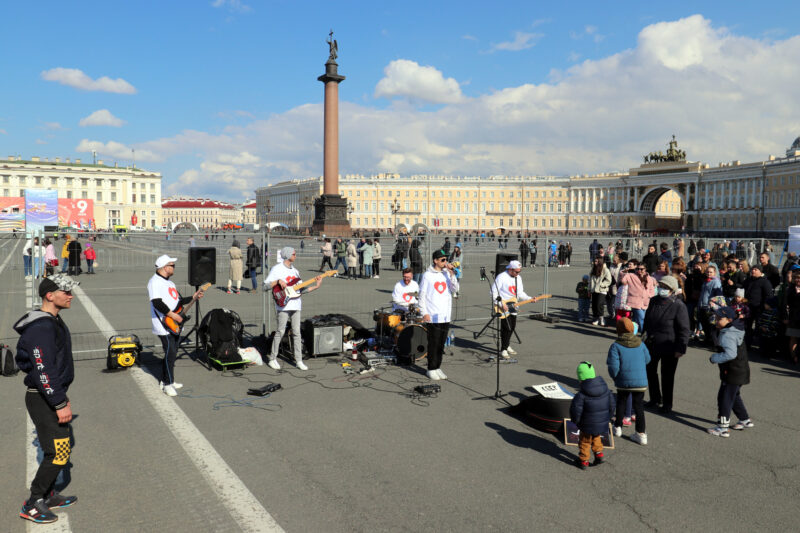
[0,128,6,135]
[76,139,159,162]
[489,31,542,52]
[79,109,126,127]
[374,59,463,104]
[41,122,64,131]
[124,15,800,201]
[36,139,47,145]
[41,68,137,94]
[211,0,251,13]
[462,34,477,41]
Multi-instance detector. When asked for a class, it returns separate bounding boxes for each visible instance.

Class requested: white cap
[735,288,745,298]
[155,254,178,269]
[507,260,522,270]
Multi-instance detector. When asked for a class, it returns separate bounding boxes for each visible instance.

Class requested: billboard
[58,199,95,229]
[0,197,25,231]
[25,189,59,234]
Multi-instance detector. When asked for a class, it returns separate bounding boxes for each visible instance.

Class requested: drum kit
[373,301,427,361]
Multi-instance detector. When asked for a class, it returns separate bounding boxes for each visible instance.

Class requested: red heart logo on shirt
[509,286,517,295]
[168,287,179,300]
[434,281,446,294]
[403,293,412,302]
[285,276,298,284]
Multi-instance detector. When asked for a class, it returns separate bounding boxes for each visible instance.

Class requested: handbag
[244,269,250,279]
[49,259,59,267]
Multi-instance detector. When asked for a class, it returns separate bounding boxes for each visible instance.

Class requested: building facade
[0,156,163,229]
[161,198,239,229]
[255,137,800,236]
[242,201,257,225]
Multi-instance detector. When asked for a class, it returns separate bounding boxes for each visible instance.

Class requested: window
[66,178,73,185]
[81,178,88,187]
[150,195,155,204]
[35,176,42,184]
[2,176,8,183]
[66,191,72,199]
[81,191,88,199]
[110,179,117,187]
[132,194,137,203]
[97,192,103,201]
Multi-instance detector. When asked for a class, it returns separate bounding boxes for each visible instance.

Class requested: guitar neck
[288,269,337,293]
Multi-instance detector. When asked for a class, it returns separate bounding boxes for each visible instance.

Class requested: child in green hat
[569,361,615,469]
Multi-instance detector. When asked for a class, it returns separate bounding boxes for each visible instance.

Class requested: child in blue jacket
[569,361,614,469]
[607,317,651,445]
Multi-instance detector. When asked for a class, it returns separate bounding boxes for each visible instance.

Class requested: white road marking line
[26,416,72,532]
[70,284,284,533]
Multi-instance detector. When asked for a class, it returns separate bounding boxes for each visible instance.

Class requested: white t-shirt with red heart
[266,262,302,312]
[418,267,459,323]
[392,279,419,311]
[491,270,531,309]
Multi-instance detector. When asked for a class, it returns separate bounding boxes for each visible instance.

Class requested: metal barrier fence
[0,231,792,359]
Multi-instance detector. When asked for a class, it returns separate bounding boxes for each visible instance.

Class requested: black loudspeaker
[495,252,519,274]
[189,247,216,286]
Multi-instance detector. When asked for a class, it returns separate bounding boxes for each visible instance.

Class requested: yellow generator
[107,335,142,370]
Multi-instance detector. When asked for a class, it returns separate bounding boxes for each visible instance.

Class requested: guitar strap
[511,276,519,315]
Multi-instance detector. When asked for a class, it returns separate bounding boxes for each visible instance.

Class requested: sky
[2,1,799,202]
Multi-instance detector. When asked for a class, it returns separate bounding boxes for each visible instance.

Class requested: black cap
[432,249,447,260]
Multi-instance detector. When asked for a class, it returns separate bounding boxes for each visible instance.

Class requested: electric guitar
[272,269,337,307]
[161,282,212,335]
[494,294,552,319]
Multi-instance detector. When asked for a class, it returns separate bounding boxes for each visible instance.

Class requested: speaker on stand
[495,252,519,275]
[183,247,217,353]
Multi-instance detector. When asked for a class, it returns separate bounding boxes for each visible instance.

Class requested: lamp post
[301,198,313,233]
[264,199,272,233]
[391,198,400,231]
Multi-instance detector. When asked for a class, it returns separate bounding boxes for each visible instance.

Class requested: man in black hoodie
[744,265,773,348]
[14,274,79,524]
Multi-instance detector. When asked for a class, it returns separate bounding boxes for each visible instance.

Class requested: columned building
[254,137,800,235]
[0,155,162,229]
[161,198,238,229]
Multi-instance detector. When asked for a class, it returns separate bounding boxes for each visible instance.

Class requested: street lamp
[391,198,401,231]
[264,199,272,233]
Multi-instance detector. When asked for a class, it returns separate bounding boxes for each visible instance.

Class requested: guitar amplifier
[312,325,343,356]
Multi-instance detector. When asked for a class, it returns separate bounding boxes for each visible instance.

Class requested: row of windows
[1,175,157,190]
[343,189,563,199]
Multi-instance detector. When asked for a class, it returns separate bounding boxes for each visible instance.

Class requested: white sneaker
[25,275,33,281]
[374,275,379,279]
[436,369,448,380]
[295,360,309,371]
[613,426,622,437]
[163,384,178,397]
[591,319,600,326]
[267,359,281,370]
[427,370,441,380]
[159,381,183,390]
[599,317,606,327]
[507,347,517,355]
[630,432,648,445]
[500,349,510,359]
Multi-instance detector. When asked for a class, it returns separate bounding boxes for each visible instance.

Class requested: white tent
[266,222,289,230]
[789,225,800,255]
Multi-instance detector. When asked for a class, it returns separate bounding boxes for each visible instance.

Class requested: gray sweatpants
[270,310,302,362]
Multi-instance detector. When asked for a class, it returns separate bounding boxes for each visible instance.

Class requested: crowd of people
[22,234,98,280]
[569,238,799,462]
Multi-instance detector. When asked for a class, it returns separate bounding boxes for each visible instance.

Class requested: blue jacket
[569,376,614,435]
[607,336,651,388]
[699,277,722,308]
[14,310,74,410]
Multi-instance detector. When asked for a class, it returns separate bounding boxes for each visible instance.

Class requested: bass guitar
[161,282,212,335]
[494,294,552,319]
[272,269,337,307]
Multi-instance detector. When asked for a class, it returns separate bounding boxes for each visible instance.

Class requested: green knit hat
[576,361,596,381]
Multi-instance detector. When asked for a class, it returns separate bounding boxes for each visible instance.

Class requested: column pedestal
[312,194,350,235]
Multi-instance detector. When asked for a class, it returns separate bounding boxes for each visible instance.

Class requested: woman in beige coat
[228,240,244,294]
[345,240,358,280]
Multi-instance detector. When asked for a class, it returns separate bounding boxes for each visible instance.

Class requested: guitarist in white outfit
[491,260,535,359]
[148,255,204,396]
[265,246,322,370]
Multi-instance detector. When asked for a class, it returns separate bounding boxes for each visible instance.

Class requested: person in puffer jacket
[707,306,753,438]
[569,361,614,469]
[607,318,651,446]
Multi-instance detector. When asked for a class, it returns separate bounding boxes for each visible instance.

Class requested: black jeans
[373,259,381,276]
[426,322,450,370]
[615,390,646,433]
[591,293,605,319]
[26,391,71,501]
[646,350,680,408]
[320,256,333,271]
[717,382,749,421]
[159,334,179,385]
[500,314,517,351]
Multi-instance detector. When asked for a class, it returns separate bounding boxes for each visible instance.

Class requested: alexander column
[312,30,351,235]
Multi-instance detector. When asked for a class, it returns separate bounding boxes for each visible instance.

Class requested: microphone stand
[475,270,513,405]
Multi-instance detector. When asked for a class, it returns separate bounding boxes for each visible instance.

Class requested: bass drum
[394,323,427,360]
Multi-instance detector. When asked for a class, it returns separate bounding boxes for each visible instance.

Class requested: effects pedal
[247,383,281,396]
[414,384,441,396]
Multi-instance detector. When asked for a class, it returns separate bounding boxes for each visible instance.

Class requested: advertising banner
[0,197,25,231]
[58,198,95,229]
[25,189,58,234]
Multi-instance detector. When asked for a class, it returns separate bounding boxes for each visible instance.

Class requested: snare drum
[393,323,428,360]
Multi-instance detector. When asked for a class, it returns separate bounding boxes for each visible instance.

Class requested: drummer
[392,268,419,313]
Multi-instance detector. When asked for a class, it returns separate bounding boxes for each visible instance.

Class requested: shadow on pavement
[485,421,574,466]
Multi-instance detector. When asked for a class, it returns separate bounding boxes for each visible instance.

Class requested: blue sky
[1,1,798,201]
